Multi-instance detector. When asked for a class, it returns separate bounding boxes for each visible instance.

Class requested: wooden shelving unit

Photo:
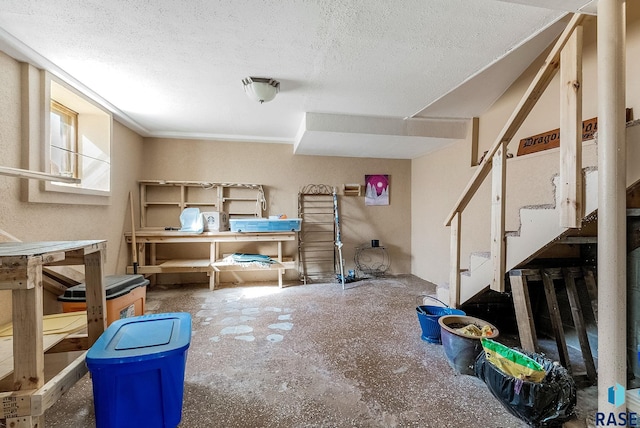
[125,231,297,289]
[139,180,266,228]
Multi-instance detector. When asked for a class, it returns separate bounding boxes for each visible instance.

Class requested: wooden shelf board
[0,312,87,382]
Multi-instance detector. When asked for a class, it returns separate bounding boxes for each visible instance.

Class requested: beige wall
[141,138,411,282]
[411,7,640,287]
[0,51,145,325]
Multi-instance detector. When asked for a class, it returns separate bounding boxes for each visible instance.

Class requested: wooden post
[84,247,107,345]
[470,117,480,167]
[560,25,584,228]
[491,145,506,292]
[449,212,461,307]
[563,268,597,383]
[597,0,627,412]
[542,269,572,372]
[8,258,44,428]
[509,270,538,352]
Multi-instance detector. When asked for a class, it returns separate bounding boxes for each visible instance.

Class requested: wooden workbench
[0,240,107,427]
[125,230,296,289]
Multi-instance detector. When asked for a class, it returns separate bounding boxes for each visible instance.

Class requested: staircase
[440,169,599,305]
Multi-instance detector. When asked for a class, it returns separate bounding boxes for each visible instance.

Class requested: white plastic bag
[179,208,204,233]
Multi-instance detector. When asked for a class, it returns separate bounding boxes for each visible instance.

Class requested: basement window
[45,78,112,195]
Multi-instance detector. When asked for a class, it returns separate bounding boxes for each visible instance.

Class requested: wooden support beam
[563,268,597,383]
[583,266,598,322]
[470,117,480,166]
[560,24,584,228]
[597,0,627,412]
[509,270,538,352]
[542,269,572,372]
[0,390,34,419]
[491,144,506,292]
[83,250,107,345]
[449,212,461,307]
[12,266,44,392]
[31,351,88,416]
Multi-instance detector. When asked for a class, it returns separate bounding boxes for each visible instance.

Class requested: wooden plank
[0,332,86,382]
[213,242,221,289]
[42,274,67,296]
[5,415,41,427]
[520,269,543,280]
[491,144,506,292]
[42,266,83,286]
[0,241,104,257]
[0,390,33,419]
[277,241,284,288]
[509,270,538,352]
[583,266,598,322]
[212,261,286,271]
[45,334,88,354]
[542,269,572,371]
[444,13,586,227]
[470,117,480,166]
[12,266,44,392]
[31,351,88,416]
[560,25,584,228]
[555,236,597,244]
[0,257,35,290]
[449,212,461,307]
[516,117,595,156]
[563,268,597,383]
[83,249,106,346]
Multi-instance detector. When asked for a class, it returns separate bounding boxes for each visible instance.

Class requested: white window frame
[44,76,112,196]
[24,65,113,205]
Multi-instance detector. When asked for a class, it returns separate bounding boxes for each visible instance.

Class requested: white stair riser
[458,170,598,305]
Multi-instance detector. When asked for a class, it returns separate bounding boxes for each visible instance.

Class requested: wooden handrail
[444,13,586,227]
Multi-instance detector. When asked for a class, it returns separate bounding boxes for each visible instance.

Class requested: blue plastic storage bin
[230,218,302,232]
[86,312,192,428]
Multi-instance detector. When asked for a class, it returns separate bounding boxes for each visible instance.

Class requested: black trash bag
[474,349,576,427]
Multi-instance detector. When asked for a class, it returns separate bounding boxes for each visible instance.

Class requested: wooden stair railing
[444,13,586,307]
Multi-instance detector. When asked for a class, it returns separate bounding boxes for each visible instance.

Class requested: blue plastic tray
[230,218,302,232]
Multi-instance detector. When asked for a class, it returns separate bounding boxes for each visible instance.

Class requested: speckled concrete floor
[41,275,596,427]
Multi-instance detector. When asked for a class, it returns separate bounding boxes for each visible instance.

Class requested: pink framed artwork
[365,174,389,206]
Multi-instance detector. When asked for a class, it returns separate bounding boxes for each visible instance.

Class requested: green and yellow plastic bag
[481,338,546,383]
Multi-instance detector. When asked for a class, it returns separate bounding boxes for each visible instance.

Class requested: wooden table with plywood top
[0,240,107,427]
[124,230,297,289]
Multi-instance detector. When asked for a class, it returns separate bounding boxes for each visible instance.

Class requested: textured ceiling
[0,0,597,158]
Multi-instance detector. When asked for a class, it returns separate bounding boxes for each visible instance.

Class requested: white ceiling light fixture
[242,77,280,103]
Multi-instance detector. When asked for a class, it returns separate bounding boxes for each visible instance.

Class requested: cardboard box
[202,211,229,231]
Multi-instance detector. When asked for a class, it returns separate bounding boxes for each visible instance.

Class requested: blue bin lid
[87,312,191,366]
